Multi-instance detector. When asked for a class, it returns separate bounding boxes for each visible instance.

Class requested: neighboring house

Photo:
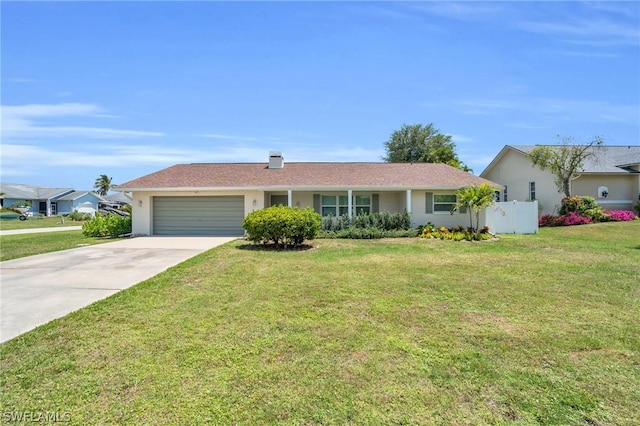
[55,191,106,215]
[0,183,74,216]
[481,145,640,216]
[115,152,501,236]
[102,191,133,208]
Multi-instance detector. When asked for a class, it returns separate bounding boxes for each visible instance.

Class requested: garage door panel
[153,196,244,236]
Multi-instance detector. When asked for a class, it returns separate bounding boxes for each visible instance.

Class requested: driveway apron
[0,236,236,343]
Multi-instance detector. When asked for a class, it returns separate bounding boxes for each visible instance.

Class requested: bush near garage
[82,214,132,238]
[243,205,321,249]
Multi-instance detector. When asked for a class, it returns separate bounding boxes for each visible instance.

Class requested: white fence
[485,201,539,234]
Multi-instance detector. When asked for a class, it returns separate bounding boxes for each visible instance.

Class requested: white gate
[485,201,539,234]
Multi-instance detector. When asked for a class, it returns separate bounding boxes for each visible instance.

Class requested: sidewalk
[0,226,82,236]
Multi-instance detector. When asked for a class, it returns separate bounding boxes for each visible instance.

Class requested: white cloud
[1,103,164,139]
[457,97,639,125]
[199,133,260,142]
[518,17,640,44]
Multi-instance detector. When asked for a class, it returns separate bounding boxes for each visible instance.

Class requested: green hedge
[321,211,412,231]
[242,206,321,248]
[82,215,131,238]
[319,228,418,239]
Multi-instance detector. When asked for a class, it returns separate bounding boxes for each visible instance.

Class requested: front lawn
[1,221,638,425]
[0,215,83,230]
[0,231,113,261]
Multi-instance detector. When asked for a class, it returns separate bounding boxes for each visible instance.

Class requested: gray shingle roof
[507,145,640,173]
[55,191,105,202]
[0,183,74,200]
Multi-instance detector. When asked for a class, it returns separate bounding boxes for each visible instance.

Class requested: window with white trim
[321,195,348,216]
[433,194,457,213]
[320,195,371,216]
[354,195,371,215]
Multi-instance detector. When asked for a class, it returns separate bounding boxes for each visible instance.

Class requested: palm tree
[93,174,113,196]
[451,183,497,236]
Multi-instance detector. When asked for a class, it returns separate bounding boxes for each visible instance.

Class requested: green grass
[0,231,112,261]
[0,216,83,230]
[1,221,639,425]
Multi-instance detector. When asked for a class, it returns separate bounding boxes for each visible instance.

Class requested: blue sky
[1,1,639,190]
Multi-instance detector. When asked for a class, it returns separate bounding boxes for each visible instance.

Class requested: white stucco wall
[572,174,637,211]
[483,149,562,216]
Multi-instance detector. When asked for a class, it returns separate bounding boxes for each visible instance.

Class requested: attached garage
[153,196,245,236]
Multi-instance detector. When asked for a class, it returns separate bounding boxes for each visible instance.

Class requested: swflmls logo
[2,411,71,423]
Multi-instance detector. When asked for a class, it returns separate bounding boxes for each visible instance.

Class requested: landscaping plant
[82,214,132,238]
[242,205,320,248]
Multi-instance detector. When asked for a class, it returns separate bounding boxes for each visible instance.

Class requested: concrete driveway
[0,236,236,343]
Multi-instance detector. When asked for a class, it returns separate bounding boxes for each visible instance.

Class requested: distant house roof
[103,192,132,204]
[116,162,501,191]
[482,145,640,177]
[0,183,74,200]
[56,191,105,202]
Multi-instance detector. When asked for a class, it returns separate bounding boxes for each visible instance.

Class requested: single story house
[55,191,106,216]
[480,145,640,216]
[115,152,501,236]
[102,191,133,208]
[0,183,75,216]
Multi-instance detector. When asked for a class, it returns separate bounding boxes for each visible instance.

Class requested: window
[354,195,371,215]
[321,195,348,216]
[320,194,371,216]
[433,194,457,213]
[494,191,501,202]
[529,182,536,200]
[503,186,508,202]
[270,194,288,206]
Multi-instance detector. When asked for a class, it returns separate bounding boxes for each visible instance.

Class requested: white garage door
[153,196,245,236]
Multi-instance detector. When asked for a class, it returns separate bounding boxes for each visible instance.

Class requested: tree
[451,183,496,237]
[528,136,604,197]
[94,174,113,196]
[383,123,471,171]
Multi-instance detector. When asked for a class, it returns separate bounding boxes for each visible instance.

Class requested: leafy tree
[451,183,496,236]
[383,123,471,171]
[528,136,604,197]
[93,174,113,196]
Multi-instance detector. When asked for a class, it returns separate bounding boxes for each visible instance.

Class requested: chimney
[269,151,284,169]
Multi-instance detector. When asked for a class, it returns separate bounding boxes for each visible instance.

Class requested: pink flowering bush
[539,215,557,227]
[555,212,592,226]
[605,210,637,222]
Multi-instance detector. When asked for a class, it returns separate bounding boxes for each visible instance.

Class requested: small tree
[451,183,496,237]
[528,136,604,197]
[94,174,113,196]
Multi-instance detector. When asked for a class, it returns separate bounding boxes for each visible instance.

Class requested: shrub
[68,211,93,221]
[555,212,591,226]
[539,214,558,227]
[420,225,492,241]
[243,206,321,248]
[605,210,637,222]
[321,211,412,232]
[559,196,604,221]
[82,214,131,238]
[319,228,418,239]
